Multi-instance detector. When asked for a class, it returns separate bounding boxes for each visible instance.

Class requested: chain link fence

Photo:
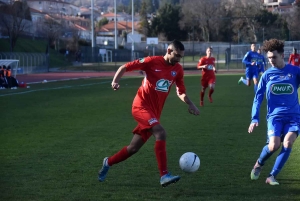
[0,52,48,74]
[1,41,300,74]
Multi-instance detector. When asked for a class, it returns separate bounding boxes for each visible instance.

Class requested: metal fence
[0,52,48,74]
[1,41,300,74]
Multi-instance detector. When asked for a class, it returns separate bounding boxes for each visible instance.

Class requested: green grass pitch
[0,75,300,201]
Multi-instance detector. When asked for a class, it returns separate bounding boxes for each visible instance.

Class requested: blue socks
[254,84,258,93]
[270,147,292,177]
[242,78,247,85]
[258,145,273,166]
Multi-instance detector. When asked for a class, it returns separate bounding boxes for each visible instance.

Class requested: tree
[42,17,62,50]
[284,1,300,40]
[97,17,109,28]
[180,0,223,42]
[139,0,150,37]
[142,0,156,14]
[254,10,281,42]
[159,0,180,8]
[226,0,264,43]
[0,0,32,52]
[150,3,187,41]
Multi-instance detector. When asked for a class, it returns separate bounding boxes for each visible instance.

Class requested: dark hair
[207,46,213,51]
[262,39,284,53]
[170,40,185,51]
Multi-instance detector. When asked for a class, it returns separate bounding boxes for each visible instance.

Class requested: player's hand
[111,82,120,91]
[188,104,200,115]
[248,122,259,133]
[251,62,256,65]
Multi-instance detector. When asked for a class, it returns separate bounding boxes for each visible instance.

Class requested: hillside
[0,38,71,67]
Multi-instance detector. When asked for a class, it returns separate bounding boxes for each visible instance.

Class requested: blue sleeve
[262,56,266,69]
[242,52,251,65]
[297,67,300,84]
[251,75,266,123]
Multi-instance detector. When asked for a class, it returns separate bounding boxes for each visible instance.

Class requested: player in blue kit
[238,44,260,92]
[248,39,300,185]
[257,49,266,76]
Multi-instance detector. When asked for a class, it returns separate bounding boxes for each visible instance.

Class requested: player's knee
[282,139,295,148]
[152,126,166,141]
[268,143,280,152]
[127,145,141,155]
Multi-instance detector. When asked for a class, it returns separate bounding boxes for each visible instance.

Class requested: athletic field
[1,74,299,201]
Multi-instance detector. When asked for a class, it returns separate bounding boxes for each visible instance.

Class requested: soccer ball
[179,152,200,173]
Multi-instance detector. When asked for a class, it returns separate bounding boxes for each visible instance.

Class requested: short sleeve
[125,57,151,72]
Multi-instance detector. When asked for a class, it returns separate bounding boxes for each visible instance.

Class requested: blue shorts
[258,67,264,74]
[245,67,258,80]
[266,116,300,143]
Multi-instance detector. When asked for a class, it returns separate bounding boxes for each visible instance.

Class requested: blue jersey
[251,64,300,123]
[242,51,260,68]
[257,54,266,71]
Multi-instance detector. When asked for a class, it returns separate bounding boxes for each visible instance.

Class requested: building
[95,20,142,47]
[27,0,80,16]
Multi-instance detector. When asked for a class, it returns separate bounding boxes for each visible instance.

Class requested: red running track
[16,70,243,84]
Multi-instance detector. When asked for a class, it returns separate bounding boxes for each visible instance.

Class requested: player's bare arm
[248,122,259,133]
[213,66,217,73]
[111,65,127,90]
[198,64,207,69]
[178,93,200,115]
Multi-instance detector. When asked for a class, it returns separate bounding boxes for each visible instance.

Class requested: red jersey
[197,56,216,77]
[288,54,300,66]
[125,56,186,117]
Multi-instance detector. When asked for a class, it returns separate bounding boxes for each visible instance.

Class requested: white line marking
[0,80,112,97]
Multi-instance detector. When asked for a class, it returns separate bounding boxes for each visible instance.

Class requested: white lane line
[0,80,112,97]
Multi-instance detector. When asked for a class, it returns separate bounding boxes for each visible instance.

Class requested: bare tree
[41,17,62,51]
[284,0,300,40]
[180,0,223,42]
[227,0,263,43]
[64,27,82,55]
[0,0,32,52]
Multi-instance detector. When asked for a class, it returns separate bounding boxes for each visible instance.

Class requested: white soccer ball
[179,152,200,173]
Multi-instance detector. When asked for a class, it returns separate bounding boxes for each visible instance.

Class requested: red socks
[155,140,168,177]
[107,146,130,166]
[107,142,168,177]
[200,91,205,101]
[209,88,214,97]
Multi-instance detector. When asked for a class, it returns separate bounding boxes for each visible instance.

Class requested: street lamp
[114,0,117,49]
[91,0,95,47]
[131,0,134,60]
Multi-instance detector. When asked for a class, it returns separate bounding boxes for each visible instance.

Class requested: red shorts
[132,106,160,142]
[201,75,216,88]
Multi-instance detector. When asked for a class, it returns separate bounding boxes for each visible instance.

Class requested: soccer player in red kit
[197,47,217,106]
[98,40,200,187]
[288,48,300,67]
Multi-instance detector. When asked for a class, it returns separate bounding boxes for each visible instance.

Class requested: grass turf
[0,75,300,201]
